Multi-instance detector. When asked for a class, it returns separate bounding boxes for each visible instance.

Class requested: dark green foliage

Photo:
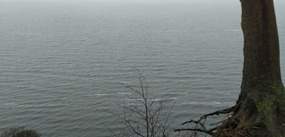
[0,128,40,137]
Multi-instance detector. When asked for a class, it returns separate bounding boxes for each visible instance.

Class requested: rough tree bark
[175,0,285,136]
[216,0,285,136]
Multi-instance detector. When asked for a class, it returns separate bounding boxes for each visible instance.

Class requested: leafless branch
[174,104,239,136]
[106,69,176,137]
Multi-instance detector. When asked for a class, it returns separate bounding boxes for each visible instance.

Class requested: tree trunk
[216,0,285,136]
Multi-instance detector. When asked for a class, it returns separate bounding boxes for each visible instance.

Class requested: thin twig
[174,128,215,135]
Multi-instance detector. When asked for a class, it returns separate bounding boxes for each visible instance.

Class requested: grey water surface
[0,0,284,136]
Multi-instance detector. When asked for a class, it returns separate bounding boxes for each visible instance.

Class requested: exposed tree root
[174,128,216,136]
[174,105,238,136]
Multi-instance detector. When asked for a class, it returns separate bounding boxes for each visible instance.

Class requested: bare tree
[106,69,176,137]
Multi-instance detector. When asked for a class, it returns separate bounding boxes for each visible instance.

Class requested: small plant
[106,69,176,137]
[0,127,40,137]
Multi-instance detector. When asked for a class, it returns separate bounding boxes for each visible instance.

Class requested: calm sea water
[0,0,284,136]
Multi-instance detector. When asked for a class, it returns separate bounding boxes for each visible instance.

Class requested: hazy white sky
[0,0,283,4]
[0,0,243,6]
[0,0,283,8]
[0,0,241,2]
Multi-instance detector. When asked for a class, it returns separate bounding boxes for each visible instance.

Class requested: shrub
[0,127,40,137]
